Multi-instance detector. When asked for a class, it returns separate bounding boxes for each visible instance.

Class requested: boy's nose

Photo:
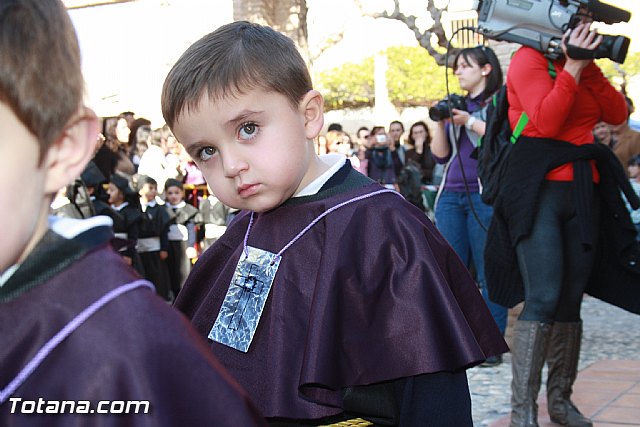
[221,151,249,178]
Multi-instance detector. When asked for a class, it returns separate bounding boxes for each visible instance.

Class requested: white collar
[143,199,158,211]
[48,215,114,239]
[111,201,129,211]
[294,154,346,198]
[1,216,114,288]
[170,201,187,209]
[0,264,19,288]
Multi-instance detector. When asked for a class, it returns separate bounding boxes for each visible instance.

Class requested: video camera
[475,0,631,63]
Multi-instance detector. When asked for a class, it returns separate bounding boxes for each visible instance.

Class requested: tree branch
[357,0,460,66]
[311,30,345,62]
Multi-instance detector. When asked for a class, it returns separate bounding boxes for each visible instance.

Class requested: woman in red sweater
[506,20,627,427]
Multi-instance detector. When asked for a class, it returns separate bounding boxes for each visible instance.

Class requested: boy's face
[139,182,157,202]
[629,164,639,179]
[165,185,184,206]
[107,183,125,205]
[593,121,611,143]
[172,88,322,212]
[0,102,49,272]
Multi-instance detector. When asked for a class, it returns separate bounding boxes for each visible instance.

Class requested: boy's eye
[239,122,258,140]
[199,146,217,161]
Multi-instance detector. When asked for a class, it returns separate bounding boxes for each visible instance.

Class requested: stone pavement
[468,296,640,426]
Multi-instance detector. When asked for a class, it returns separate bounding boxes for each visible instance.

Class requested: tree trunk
[233,0,311,65]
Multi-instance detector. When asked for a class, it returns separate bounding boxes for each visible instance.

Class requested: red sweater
[507,47,627,181]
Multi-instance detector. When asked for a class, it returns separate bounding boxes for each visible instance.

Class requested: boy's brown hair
[161,21,312,129]
[0,0,84,163]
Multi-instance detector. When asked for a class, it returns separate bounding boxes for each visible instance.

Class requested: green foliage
[316,57,374,111]
[596,51,640,89]
[315,46,459,111]
[386,46,460,107]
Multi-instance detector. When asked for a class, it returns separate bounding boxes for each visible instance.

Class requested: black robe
[0,217,266,426]
[166,202,201,298]
[112,202,145,276]
[175,163,507,422]
[138,202,171,300]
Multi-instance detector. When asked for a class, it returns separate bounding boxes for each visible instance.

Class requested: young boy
[107,173,145,275]
[199,187,235,251]
[137,175,172,300]
[0,2,264,426]
[162,21,507,425]
[164,178,201,299]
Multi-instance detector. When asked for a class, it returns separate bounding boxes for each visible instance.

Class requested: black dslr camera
[429,94,467,122]
[475,0,631,63]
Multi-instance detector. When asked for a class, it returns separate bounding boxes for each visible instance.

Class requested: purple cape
[1,226,265,426]
[176,182,508,419]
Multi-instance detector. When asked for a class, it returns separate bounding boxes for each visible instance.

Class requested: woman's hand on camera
[562,22,602,82]
[451,109,471,127]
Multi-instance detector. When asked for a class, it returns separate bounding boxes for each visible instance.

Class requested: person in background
[406,121,438,214]
[137,127,172,194]
[389,120,406,177]
[108,173,144,276]
[137,175,171,301]
[327,122,342,132]
[128,117,152,170]
[198,188,235,252]
[625,155,640,240]
[0,2,265,425]
[164,178,201,300]
[81,161,126,230]
[366,126,396,189]
[611,96,640,176]
[489,15,637,426]
[406,121,436,185]
[354,126,370,176]
[431,45,509,368]
[593,121,616,148]
[356,126,370,148]
[113,113,136,176]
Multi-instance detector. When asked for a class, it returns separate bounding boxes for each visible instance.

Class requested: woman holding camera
[366,126,397,190]
[488,20,634,427]
[431,45,508,363]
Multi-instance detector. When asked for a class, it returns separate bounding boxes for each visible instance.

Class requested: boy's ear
[300,90,324,140]
[43,106,100,195]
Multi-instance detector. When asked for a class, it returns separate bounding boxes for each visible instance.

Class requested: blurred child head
[0,0,98,272]
[165,179,185,206]
[161,21,325,213]
[108,174,136,207]
[593,121,613,146]
[325,130,352,156]
[138,176,158,203]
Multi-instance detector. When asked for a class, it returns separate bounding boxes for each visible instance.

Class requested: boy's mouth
[237,183,259,198]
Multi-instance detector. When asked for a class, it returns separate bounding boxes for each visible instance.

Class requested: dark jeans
[516,181,601,323]
[435,190,508,334]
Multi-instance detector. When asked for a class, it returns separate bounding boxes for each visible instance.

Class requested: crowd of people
[50,94,640,308]
[50,115,236,302]
[3,1,640,426]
